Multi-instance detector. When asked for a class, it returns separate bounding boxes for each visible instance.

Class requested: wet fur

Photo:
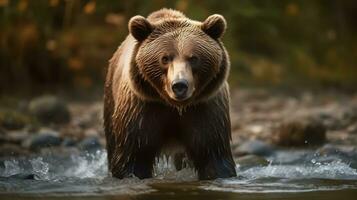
[104,8,236,180]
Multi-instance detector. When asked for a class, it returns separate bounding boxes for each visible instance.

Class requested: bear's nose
[171,79,188,99]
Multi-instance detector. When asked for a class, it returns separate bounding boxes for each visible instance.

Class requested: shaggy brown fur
[104,8,236,180]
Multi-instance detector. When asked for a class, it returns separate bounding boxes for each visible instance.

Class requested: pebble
[77,136,101,151]
[234,140,275,157]
[27,133,62,151]
[235,155,269,170]
[62,137,77,147]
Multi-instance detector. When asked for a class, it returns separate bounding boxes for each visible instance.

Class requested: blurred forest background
[1,0,357,97]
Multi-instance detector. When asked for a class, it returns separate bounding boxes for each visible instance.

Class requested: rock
[29,95,70,124]
[273,118,326,147]
[62,137,76,147]
[26,132,62,151]
[234,140,275,157]
[78,136,101,151]
[236,155,269,170]
[0,110,30,130]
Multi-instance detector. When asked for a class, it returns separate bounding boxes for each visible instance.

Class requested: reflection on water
[0,149,356,199]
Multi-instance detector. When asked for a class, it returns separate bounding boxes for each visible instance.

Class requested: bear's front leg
[108,126,161,179]
[109,124,163,179]
[110,117,165,179]
[180,101,237,180]
[107,102,171,179]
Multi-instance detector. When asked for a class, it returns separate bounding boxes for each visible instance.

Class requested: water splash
[64,150,108,179]
[3,160,21,177]
[0,150,195,181]
[0,150,108,180]
[0,149,356,195]
[154,155,196,181]
[203,150,357,193]
[30,157,49,180]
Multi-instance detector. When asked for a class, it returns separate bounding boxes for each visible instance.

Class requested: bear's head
[129,13,229,107]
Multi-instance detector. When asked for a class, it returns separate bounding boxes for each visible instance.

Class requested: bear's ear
[129,15,153,42]
[201,14,227,39]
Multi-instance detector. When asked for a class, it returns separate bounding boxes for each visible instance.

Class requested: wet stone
[78,136,101,151]
[274,117,326,147]
[236,155,269,170]
[62,137,77,147]
[27,133,62,151]
[29,95,70,124]
[234,140,275,157]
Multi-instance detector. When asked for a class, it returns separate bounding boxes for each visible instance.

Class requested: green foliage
[1,0,357,93]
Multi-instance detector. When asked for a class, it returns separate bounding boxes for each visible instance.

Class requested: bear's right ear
[129,15,153,42]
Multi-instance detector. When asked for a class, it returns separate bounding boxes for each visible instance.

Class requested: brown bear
[104,8,236,180]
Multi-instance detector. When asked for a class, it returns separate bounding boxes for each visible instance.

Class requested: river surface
[0,148,356,200]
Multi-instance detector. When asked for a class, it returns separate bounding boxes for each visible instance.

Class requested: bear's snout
[166,60,195,102]
[171,79,189,99]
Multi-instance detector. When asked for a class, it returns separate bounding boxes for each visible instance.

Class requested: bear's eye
[188,55,199,65]
[161,56,172,65]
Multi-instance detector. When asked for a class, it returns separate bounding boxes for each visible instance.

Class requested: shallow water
[0,149,356,199]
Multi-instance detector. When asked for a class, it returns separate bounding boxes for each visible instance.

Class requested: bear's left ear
[201,14,227,39]
[129,15,153,42]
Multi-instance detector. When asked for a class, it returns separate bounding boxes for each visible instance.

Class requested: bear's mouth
[165,83,195,104]
[172,95,190,102]
[167,91,192,103]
